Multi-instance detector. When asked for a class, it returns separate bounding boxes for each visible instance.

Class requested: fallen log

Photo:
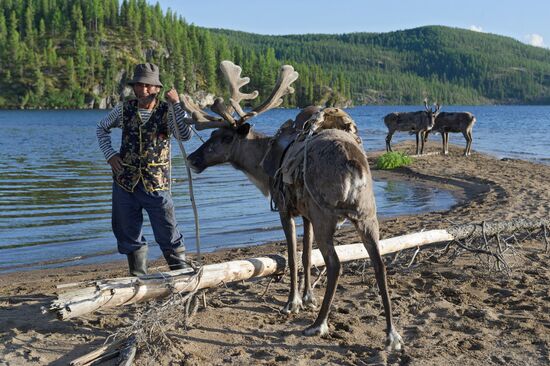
[50,218,548,320]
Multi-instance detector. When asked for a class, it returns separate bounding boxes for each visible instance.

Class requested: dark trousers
[112,181,184,254]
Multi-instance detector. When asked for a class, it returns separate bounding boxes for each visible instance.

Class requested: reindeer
[182,61,403,351]
[426,111,477,156]
[384,100,441,155]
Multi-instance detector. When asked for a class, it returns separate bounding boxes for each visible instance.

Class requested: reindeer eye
[222,135,233,144]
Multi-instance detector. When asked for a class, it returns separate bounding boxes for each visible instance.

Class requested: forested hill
[215,27,550,106]
[1,0,550,109]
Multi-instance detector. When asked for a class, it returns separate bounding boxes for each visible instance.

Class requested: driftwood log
[51,218,548,320]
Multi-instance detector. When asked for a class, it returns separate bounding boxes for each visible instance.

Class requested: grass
[376,151,413,170]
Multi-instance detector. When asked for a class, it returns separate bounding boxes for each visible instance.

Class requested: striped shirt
[96,102,192,161]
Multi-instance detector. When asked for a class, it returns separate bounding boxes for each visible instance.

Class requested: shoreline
[1,142,549,365]
[2,103,550,111]
[0,144,475,278]
[0,151,465,276]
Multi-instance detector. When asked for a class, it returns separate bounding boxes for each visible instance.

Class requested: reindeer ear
[236,123,251,136]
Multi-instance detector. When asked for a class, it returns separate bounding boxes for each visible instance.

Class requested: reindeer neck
[229,131,272,196]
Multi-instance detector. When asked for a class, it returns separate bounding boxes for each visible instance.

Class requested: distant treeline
[1,0,550,109]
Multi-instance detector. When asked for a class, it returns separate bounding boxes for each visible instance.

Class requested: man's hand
[165,88,180,104]
[108,154,123,174]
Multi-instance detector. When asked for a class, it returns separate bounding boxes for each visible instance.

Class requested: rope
[188,124,206,144]
[168,102,202,264]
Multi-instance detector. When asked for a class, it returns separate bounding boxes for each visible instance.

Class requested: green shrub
[376,152,413,170]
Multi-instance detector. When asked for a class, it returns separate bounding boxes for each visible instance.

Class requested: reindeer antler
[423,98,441,114]
[241,65,299,124]
[182,61,298,129]
[180,94,232,130]
[220,61,259,119]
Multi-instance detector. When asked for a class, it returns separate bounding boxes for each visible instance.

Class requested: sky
[150,0,550,48]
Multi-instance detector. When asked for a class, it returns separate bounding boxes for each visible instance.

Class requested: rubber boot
[127,246,148,276]
[162,248,188,271]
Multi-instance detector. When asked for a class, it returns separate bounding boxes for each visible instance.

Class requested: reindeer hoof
[302,294,317,310]
[303,322,329,337]
[385,330,404,352]
[281,300,302,314]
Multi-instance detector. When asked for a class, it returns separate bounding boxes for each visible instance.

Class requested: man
[97,62,192,276]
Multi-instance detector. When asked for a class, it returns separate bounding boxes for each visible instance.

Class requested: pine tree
[0,12,7,66]
[33,65,46,102]
[0,12,6,41]
[66,56,82,106]
[24,2,36,48]
[91,0,104,33]
[201,31,217,93]
[50,9,62,37]
[44,39,57,71]
[7,11,21,69]
[71,4,88,81]
[38,18,46,46]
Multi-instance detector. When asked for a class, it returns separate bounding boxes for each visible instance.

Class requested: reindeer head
[187,123,251,173]
[185,61,299,173]
[423,98,441,130]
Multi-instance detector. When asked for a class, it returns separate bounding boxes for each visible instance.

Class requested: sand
[1,141,549,366]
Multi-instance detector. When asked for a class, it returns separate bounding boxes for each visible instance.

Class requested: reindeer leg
[385,131,394,152]
[465,130,473,156]
[301,217,317,309]
[415,132,420,155]
[444,132,449,155]
[303,215,339,337]
[353,218,404,352]
[420,131,432,154]
[462,130,470,156]
[279,213,302,314]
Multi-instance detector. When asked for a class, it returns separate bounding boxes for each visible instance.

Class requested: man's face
[133,82,160,100]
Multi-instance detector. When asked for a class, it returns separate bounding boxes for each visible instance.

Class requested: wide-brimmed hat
[128,63,163,87]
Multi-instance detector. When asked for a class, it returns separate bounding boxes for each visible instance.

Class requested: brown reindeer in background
[384,100,441,155]
[182,61,403,351]
[427,111,477,156]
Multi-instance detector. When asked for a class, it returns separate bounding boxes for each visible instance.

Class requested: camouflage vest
[114,99,171,192]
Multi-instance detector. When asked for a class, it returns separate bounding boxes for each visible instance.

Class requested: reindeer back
[304,108,361,144]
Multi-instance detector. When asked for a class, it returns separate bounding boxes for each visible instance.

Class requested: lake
[0,105,548,273]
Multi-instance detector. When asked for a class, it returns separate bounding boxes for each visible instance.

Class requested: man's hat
[128,63,163,87]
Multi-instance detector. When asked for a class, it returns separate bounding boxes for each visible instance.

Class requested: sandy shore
[1,141,549,366]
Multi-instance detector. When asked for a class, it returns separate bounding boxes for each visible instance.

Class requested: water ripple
[5,105,546,272]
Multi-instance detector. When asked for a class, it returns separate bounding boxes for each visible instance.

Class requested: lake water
[0,106,548,273]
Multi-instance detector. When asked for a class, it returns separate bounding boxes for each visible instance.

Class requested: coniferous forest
[1,0,550,109]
